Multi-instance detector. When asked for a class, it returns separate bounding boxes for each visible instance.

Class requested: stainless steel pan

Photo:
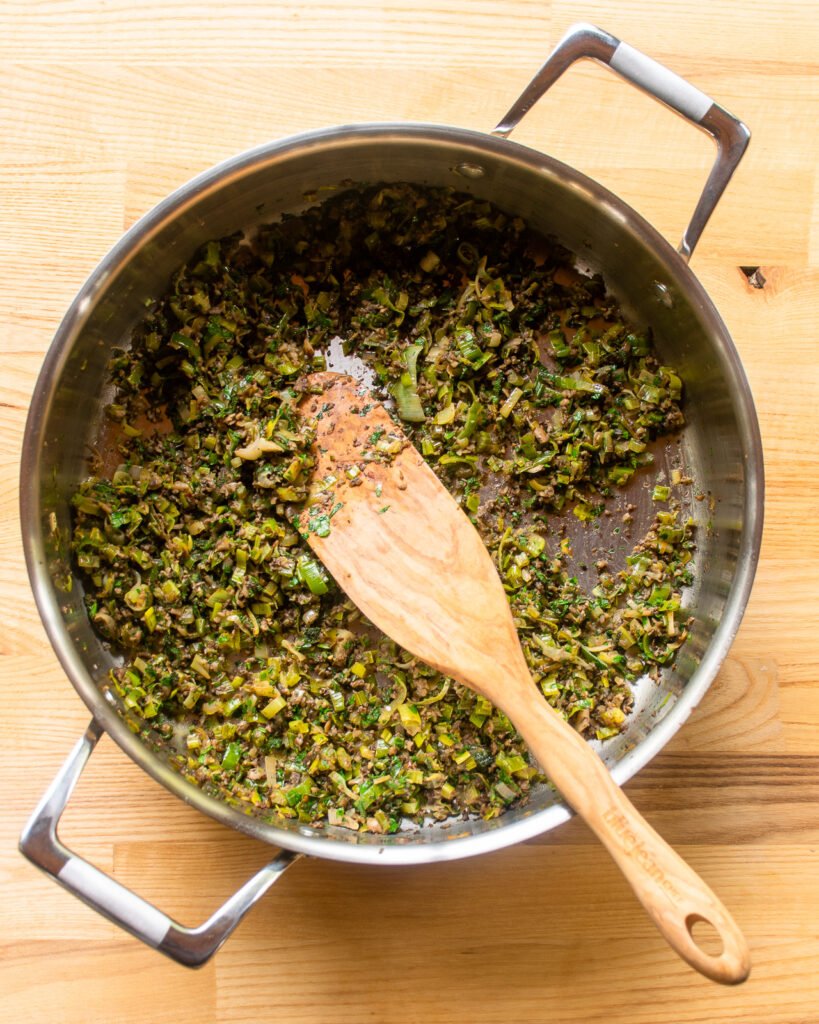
[19,24,763,967]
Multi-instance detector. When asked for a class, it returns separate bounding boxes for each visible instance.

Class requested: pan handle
[19,719,300,967]
[493,22,750,262]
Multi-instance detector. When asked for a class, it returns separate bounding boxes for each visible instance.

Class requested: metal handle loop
[493,23,751,261]
[19,719,300,967]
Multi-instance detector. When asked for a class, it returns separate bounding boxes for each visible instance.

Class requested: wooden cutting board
[1,2,817,1021]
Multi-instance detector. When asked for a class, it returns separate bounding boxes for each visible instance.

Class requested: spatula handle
[503,690,750,984]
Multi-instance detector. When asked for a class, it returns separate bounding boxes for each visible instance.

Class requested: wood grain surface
[1,1,817,1021]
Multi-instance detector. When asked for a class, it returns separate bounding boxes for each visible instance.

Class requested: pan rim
[20,122,765,865]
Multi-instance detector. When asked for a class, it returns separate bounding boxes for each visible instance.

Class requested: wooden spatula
[297,372,750,985]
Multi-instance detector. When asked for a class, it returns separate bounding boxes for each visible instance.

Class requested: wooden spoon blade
[297,372,529,700]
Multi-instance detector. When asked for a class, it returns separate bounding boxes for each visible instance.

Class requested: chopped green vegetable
[222,742,242,771]
[296,555,330,596]
[71,182,693,835]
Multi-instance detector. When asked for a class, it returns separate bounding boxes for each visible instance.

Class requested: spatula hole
[686,914,724,957]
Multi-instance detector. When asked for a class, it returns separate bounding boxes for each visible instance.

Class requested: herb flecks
[70,182,693,835]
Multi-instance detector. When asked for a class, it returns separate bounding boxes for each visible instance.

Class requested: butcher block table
[1,2,817,1021]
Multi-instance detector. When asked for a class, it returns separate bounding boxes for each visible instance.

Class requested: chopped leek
[72,181,693,835]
